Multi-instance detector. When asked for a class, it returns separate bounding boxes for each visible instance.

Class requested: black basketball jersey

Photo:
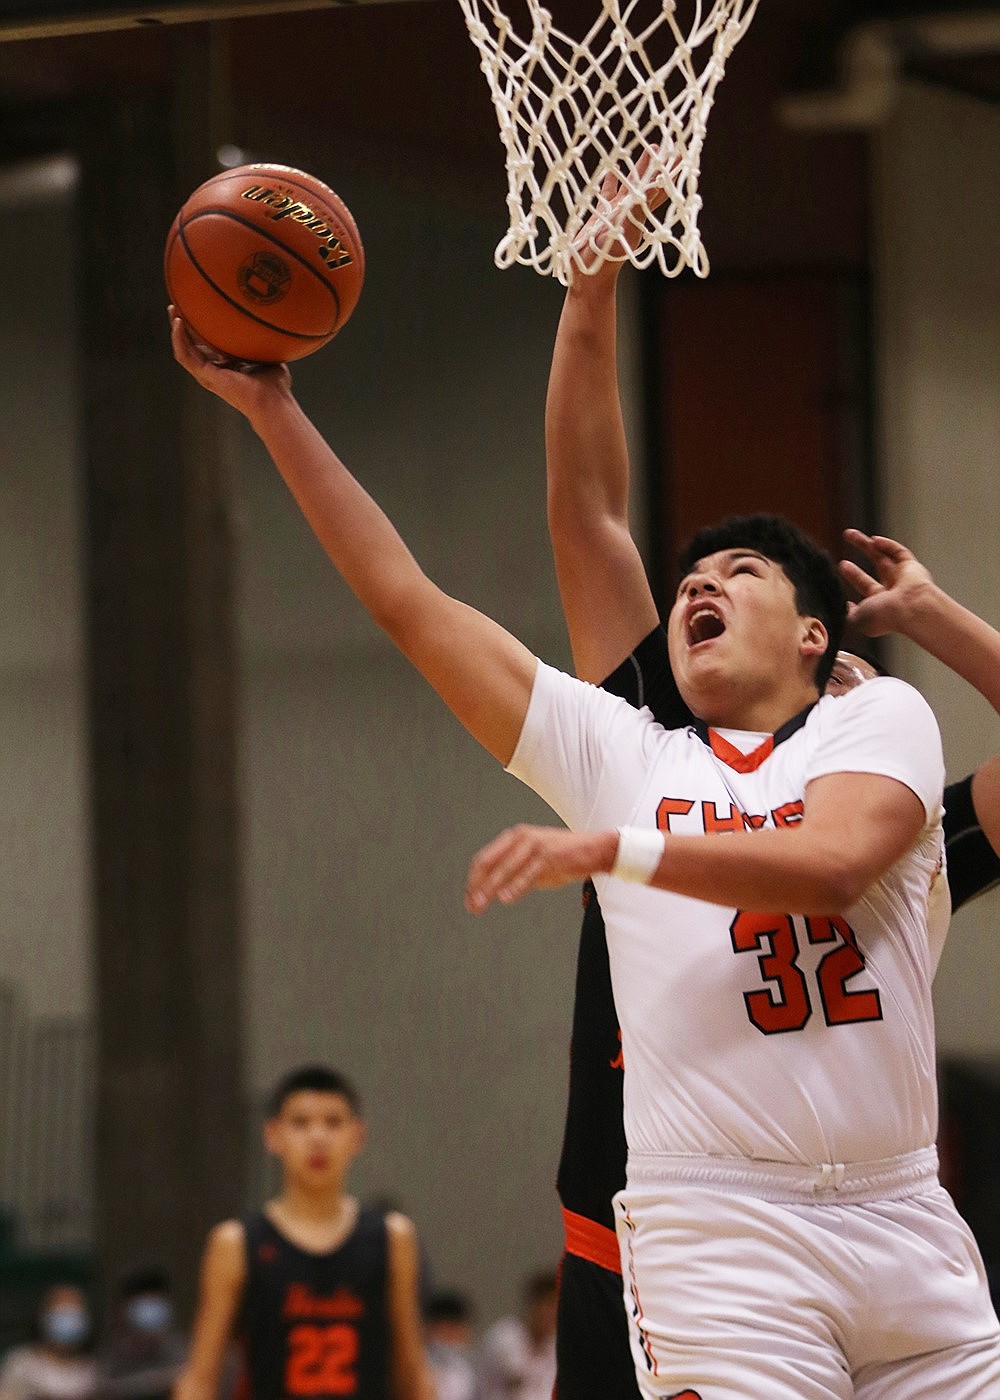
[555,626,690,1228]
[555,625,1000,1233]
[944,771,1000,912]
[238,1207,391,1400]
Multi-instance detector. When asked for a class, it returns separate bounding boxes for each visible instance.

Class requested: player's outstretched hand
[465,825,617,913]
[572,146,676,276]
[838,529,936,637]
[169,307,292,420]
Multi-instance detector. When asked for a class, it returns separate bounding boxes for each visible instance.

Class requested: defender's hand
[839,529,936,637]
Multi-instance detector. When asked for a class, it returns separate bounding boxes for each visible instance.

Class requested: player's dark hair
[678,514,846,691]
[425,1290,473,1323]
[265,1064,362,1119]
[523,1270,558,1302]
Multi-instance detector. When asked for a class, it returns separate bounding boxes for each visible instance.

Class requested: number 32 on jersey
[731,911,883,1035]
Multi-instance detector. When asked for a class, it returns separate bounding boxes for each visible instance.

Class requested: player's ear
[350,1118,367,1156]
[262,1118,282,1157]
[800,617,828,672]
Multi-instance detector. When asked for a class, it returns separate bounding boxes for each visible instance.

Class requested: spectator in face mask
[424,1291,479,1400]
[0,1282,97,1400]
[97,1268,188,1400]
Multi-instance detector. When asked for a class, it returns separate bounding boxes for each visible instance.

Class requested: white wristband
[611,826,665,884]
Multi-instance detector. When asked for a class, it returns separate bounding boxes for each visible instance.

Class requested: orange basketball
[164,163,365,364]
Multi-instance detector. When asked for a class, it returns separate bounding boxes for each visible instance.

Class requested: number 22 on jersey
[285,1322,359,1397]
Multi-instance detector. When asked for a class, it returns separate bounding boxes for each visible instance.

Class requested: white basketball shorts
[614,1148,1000,1400]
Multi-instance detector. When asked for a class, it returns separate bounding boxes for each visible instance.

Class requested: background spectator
[477,1272,557,1400]
[0,1281,97,1400]
[425,1290,479,1400]
[97,1267,187,1400]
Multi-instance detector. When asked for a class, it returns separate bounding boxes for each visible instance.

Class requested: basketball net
[458,0,761,283]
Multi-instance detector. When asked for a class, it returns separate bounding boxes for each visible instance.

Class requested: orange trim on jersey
[562,1207,622,1274]
[707,729,774,773]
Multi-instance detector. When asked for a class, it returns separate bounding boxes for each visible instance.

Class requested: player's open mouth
[686,605,726,647]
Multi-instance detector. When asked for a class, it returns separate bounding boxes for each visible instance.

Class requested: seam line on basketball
[176,213,342,335]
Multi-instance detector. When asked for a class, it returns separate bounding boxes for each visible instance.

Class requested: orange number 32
[730,911,883,1035]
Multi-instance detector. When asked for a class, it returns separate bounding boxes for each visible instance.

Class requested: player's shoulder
[383,1208,417,1243]
[536,659,664,731]
[200,1218,249,1287]
[814,674,937,729]
[209,1216,247,1249]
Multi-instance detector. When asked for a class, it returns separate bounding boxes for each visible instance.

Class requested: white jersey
[508,666,946,1170]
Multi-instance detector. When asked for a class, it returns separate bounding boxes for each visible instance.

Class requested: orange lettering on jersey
[610,1029,624,1071]
[283,1285,366,1321]
[701,801,744,834]
[772,799,804,827]
[742,812,767,829]
[667,1391,703,1399]
[657,797,695,831]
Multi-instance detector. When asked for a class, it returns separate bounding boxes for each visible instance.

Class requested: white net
[458,0,761,282]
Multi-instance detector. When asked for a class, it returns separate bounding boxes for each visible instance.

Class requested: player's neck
[702,680,819,735]
[266,1188,359,1254]
[272,1182,355,1229]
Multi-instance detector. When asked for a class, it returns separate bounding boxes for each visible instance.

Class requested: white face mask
[124,1295,173,1334]
[41,1305,89,1349]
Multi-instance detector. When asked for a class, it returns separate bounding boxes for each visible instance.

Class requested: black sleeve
[598,625,693,729]
[944,774,1000,913]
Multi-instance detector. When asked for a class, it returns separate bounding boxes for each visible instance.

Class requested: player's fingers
[169,309,211,372]
[485,830,547,905]
[866,534,913,562]
[845,598,889,638]
[599,169,619,204]
[467,826,559,910]
[465,828,524,912]
[842,527,872,551]
[841,527,890,567]
[838,558,881,598]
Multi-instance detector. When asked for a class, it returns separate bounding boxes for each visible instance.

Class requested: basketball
[164,163,365,364]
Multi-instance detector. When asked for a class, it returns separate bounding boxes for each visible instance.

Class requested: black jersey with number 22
[239,1208,390,1400]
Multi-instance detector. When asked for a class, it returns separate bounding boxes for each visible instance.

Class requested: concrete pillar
[75,28,245,1313]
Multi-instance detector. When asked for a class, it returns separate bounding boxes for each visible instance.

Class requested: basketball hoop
[458,0,761,283]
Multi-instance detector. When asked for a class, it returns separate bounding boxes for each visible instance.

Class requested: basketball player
[539,182,1000,1398]
[169,309,1000,1397]
[172,1065,434,1400]
[541,210,1000,1395]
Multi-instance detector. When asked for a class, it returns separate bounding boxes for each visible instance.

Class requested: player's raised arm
[172,1221,246,1400]
[545,167,662,683]
[841,529,1000,859]
[466,767,926,916]
[840,530,1000,714]
[170,312,536,767]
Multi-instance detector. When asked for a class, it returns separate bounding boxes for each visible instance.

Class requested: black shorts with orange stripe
[556,1250,640,1400]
